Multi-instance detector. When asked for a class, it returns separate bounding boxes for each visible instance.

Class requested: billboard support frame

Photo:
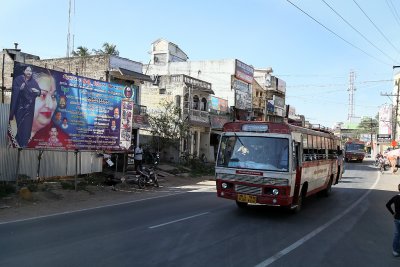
[74,149,78,191]
[36,150,44,180]
[15,148,22,188]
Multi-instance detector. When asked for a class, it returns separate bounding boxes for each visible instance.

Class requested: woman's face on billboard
[23,66,33,79]
[32,74,57,132]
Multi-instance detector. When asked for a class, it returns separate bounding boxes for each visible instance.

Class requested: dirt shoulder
[0,174,215,224]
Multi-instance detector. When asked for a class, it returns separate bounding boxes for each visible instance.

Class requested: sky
[1,0,400,128]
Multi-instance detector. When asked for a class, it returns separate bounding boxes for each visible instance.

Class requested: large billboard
[8,62,134,151]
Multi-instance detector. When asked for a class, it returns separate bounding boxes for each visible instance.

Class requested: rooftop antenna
[347,70,356,123]
[66,0,72,58]
[66,0,75,72]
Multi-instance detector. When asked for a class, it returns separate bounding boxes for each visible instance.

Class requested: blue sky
[1,0,399,127]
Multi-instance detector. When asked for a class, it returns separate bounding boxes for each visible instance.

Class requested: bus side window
[303,148,310,161]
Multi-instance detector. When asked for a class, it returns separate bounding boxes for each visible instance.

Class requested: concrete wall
[27,55,110,81]
[0,51,16,104]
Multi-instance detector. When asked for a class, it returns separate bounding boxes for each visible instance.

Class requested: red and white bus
[215,121,343,212]
[344,139,365,163]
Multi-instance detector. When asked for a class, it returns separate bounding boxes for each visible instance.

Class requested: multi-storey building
[143,39,261,161]
[254,68,287,123]
[141,74,213,162]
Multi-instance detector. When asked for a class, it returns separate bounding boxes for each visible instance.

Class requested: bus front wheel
[236,201,248,209]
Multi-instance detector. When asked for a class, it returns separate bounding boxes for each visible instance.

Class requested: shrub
[0,183,16,198]
[60,181,75,190]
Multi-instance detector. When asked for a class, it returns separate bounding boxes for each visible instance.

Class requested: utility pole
[1,53,5,103]
[392,66,400,142]
[394,80,399,142]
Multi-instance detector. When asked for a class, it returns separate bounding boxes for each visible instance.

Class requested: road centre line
[149,212,210,229]
[254,172,381,267]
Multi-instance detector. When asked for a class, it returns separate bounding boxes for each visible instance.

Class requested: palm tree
[72,46,91,57]
[93,42,119,56]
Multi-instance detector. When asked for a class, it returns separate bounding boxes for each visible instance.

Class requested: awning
[211,130,223,135]
[110,68,153,82]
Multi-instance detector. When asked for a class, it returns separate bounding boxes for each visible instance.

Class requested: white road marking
[254,172,381,267]
[0,192,187,225]
[149,212,209,229]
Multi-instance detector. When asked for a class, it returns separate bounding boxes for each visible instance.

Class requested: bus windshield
[217,135,289,172]
[346,143,364,151]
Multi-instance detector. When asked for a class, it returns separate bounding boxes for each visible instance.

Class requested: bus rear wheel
[320,177,333,197]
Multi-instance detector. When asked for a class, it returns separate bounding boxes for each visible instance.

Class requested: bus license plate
[237,194,257,204]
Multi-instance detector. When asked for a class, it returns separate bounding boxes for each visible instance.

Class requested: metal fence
[0,104,102,181]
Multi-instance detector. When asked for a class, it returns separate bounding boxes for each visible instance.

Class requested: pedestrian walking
[386,183,400,257]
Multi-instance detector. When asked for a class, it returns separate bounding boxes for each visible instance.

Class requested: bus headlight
[272,189,279,195]
[221,182,228,189]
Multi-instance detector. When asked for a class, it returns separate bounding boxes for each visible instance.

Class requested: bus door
[292,141,302,204]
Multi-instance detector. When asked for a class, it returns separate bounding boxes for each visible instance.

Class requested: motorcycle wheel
[153,174,159,187]
[137,176,146,189]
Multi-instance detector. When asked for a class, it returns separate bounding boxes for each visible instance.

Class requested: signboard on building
[235,59,254,84]
[232,77,250,92]
[267,100,274,113]
[8,62,134,151]
[210,115,230,129]
[273,95,285,109]
[235,90,252,110]
[210,96,229,114]
[132,114,150,129]
[271,76,286,93]
[377,134,391,143]
[379,104,392,135]
[287,105,296,119]
[275,107,285,117]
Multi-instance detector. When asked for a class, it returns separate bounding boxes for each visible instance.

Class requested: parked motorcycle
[120,172,146,189]
[121,152,160,188]
[138,153,160,187]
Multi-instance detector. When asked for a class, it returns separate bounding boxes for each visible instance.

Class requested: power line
[386,0,400,29]
[286,0,392,66]
[287,79,392,88]
[352,0,400,55]
[321,0,399,64]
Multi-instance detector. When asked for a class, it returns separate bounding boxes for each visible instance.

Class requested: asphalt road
[1,159,399,267]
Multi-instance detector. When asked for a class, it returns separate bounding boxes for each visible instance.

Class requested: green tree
[93,42,119,56]
[147,100,189,152]
[71,46,91,57]
[357,116,379,135]
[357,116,379,145]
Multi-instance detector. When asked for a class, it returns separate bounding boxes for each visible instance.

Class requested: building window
[193,95,199,110]
[200,97,207,111]
[159,88,166,94]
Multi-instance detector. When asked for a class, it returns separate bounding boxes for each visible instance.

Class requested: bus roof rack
[310,124,333,134]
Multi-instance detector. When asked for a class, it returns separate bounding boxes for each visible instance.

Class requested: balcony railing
[183,108,210,124]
